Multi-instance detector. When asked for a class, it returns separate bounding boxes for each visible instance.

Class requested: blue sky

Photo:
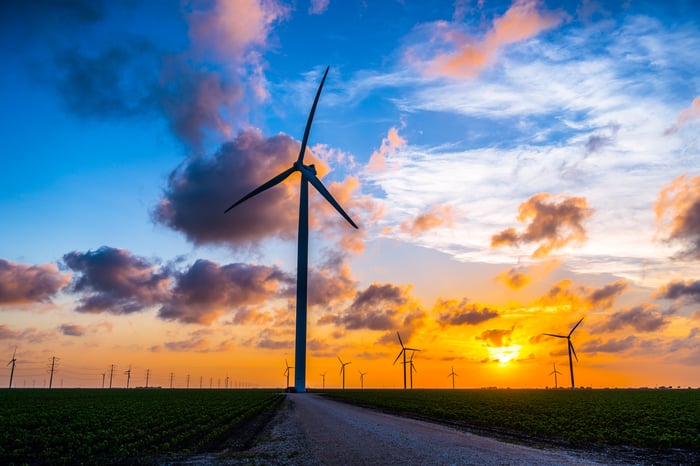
[1,0,699,388]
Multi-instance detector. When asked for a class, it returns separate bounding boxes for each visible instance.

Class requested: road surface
[229,393,606,465]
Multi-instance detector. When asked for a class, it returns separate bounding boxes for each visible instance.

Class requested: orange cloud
[399,204,455,236]
[496,267,531,290]
[434,298,499,326]
[664,96,700,135]
[0,259,68,305]
[415,0,565,78]
[367,126,406,172]
[654,174,700,259]
[491,193,593,258]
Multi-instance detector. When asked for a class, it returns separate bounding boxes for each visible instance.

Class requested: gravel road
[218,393,608,465]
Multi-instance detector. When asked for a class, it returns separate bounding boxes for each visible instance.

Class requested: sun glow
[488,345,522,365]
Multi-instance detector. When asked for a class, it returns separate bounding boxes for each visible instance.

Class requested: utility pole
[209,377,212,389]
[199,375,202,389]
[48,356,58,389]
[145,369,150,388]
[225,375,229,389]
[170,372,174,389]
[187,374,190,389]
[109,364,116,389]
[124,366,131,389]
[8,348,17,389]
[101,373,106,389]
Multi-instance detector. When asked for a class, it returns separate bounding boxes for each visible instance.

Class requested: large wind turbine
[544,317,583,389]
[225,66,358,393]
[549,362,562,389]
[358,370,367,389]
[284,359,294,389]
[393,332,420,390]
[338,356,351,389]
[7,348,17,389]
[447,366,458,389]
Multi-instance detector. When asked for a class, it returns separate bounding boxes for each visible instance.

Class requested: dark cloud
[491,193,593,258]
[434,298,499,326]
[59,323,85,336]
[581,336,636,353]
[584,123,619,154]
[0,259,68,305]
[62,246,170,314]
[153,129,301,247]
[654,175,700,260]
[654,279,700,302]
[586,279,627,309]
[0,324,55,343]
[307,252,357,307]
[159,259,293,325]
[595,303,671,333]
[476,327,514,347]
[319,283,407,331]
[496,267,531,290]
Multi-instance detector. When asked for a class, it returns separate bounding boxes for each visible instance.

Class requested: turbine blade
[397,331,404,348]
[569,317,584,337]
[224,166,296,213]
[543,333,566,338]
[304,171,358,229]
[404,347,421,352]
[392,349,404,365]
[570,341,579,362]
[297,66,330,164]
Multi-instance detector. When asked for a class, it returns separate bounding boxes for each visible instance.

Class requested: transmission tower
[124,366,132,389]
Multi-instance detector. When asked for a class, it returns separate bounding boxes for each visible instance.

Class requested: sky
[1,0,699,390]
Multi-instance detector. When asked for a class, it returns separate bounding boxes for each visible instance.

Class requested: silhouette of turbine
[7,347,17,389]
[549,362,562,389]
[320,371,327,390]
[447,365,458,389]
[544,317,583,389]
[358,370,367,389]
[338,356,351,389]
[393,332,420,390]
[284,359,294,389]
[225,66,357,393]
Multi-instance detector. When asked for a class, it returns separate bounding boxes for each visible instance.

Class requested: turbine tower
[407,352,417,389]
[544,317,583,389]
[393,332,420,390]
[447,366,458,389]
[549,362,562,389]
[338,356,351,389]
[359,370,367,389]
[320,371,327,390]
[225,66,358,393]
[7,348,17,389]
[284,359,294,389]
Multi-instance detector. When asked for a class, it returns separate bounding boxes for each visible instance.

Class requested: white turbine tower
[225,67,358,393]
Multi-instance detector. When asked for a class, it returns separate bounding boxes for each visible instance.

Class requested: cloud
[654,174,700,259]
[307,252,358,307]
[535,279,627,311]
[410,0,565,78]
[0,259,68,305]
[154,129,301,247]
[367,126,406,172]
[586,279,627,309]
[595,303,671,333]
[584,123,619,154]
[59,323,86,337]
[62,246,170,315]
[308,0,330,15]
[655,279,700,303]
[491,193,593,258]
[434,298,499,326]
[496,267,531,290]
[159,259,293,325]
[664,96,700,135]
[398,204,455,236]
[476,326,514,347]
[0,324,55,343]
[581,336,636,354]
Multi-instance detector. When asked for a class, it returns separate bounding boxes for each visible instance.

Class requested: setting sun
[488,345,522,365]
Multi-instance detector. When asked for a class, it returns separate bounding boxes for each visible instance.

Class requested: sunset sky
[1,0,699,390]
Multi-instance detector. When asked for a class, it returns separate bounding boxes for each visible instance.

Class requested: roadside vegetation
[0,388,282,464]
[323,388,700,450]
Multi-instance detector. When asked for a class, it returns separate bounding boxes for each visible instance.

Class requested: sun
[488,345,522,365]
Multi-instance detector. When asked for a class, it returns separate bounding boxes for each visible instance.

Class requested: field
[324,389,700,450]
[0,388,281,464]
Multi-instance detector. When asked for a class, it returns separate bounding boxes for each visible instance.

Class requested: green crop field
[0,388,282,464]
[324,389,700,450]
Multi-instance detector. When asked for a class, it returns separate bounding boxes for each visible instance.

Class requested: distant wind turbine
[393,332,420,390]
[338,356,351,389]
[407,352,417,389]
[284,359,294,389]
[358,370,367,389]
[549,362,562,389]
[225,66,358,393]
[320,371,327,390]
[447,366,458,389]
[7,347,17,389]
[544,317,584,389]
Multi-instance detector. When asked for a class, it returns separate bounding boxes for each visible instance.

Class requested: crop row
[0,388,281,464]
[323,388,700,449]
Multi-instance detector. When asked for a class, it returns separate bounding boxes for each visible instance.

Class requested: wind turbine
[284,359,294,389]
[407,352,417,389]
[358,370,367,389]
[7,348,17,389]
[544,317,583,389]
[447,366,458,389]
[320,371,327,390]
[225,66,358,393]
[393,332,420,390]
[338,356,351,389]
[549,362,562,389]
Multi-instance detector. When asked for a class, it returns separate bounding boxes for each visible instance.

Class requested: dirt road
[231,393,605,465]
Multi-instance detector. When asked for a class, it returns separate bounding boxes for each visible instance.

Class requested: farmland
[324,389,700,451]
[0,388,282,464]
